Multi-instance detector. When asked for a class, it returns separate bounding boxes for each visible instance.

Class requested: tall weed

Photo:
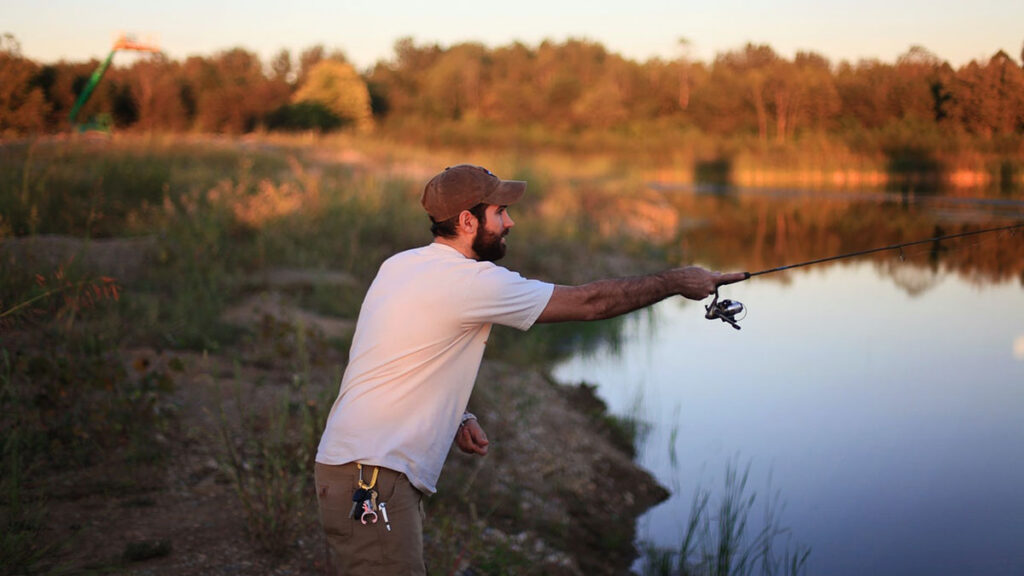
[1,431,62,576]
[213,323,336,556]
[641,460,810,576]
[0,352,72,576]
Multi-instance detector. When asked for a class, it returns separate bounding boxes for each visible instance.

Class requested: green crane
[68,35,159,131]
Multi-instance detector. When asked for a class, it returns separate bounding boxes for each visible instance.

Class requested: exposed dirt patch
[243,268,359,291]
[0,234,157,283]
[222,291,355,341]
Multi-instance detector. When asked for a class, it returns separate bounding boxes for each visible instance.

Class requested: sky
[4,0,1022,71]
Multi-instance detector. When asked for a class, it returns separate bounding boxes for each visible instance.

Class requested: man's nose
[503,212,515,228]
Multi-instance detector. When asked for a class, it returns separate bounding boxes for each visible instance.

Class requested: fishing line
[887,228,1000,264]
[745,222,1023,278]
[704,221,1024,330]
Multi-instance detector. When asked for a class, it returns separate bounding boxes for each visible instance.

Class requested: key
[349,488,369,519]
[369,489,378,512]
[379,502,391,532]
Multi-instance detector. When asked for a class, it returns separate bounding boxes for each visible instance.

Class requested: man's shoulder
[380,243,547,285]
[382,243,459,268]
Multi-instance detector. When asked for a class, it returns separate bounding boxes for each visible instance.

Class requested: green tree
[181,48,284,133]
[480,42,539,124]
[271,48,293,84]
[127,54,188,131]
[420,43,487,121]
[634,59,679,118]
[694,44,778,139]
[569,53,631,129]
[776,51,840,140]
[835,59,895,129]
[887,45,949,124]
[534,39,615,129]
[365,38,442,121]
[55,61,108,130]
[293,59,373,130]
[296,45,326,89]
[951,51,1024,138]
[0,34,49,134]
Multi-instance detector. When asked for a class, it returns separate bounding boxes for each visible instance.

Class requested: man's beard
[472,225,506,262]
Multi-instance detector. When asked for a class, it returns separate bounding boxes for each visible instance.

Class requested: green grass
[1,362,63,576]
[0,137,434,349]
[208,309,341,557]
[0,137,290,238]
[214,376,313,557]
[639,459,811,576]
[213,336,339,557]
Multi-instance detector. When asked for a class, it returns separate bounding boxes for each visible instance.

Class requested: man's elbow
[587,298,618,321]
[575,291,616,321]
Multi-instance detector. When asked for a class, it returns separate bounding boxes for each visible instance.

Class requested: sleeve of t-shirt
[461,264,555,331]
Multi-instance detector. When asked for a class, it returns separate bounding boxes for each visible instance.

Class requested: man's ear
[457,210,478,234]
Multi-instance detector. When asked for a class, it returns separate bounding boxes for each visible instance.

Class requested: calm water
[553,232,1024,574]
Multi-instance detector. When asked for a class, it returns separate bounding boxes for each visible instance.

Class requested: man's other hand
[456,419,490,456]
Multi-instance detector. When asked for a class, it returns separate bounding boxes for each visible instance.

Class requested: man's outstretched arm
[536,266,746,323]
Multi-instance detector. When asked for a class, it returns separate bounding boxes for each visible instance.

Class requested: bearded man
[314,164,745,574]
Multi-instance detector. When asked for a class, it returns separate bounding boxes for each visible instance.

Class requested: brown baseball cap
[421,165,527,221]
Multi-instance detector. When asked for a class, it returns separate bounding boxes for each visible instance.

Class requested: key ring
[360,502,378,525]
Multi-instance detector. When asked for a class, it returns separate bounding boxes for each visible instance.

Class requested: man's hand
[455,419,489,456]
[671,267,749,301]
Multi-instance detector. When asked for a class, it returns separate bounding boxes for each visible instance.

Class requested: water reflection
[590,179,1024,287]
[553,262,1024,576]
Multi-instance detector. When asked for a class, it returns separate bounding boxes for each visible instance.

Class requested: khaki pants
[315,462,427,575]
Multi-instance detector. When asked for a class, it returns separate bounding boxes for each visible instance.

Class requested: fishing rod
[705,221,1024,330]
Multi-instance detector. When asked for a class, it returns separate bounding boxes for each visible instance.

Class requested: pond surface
[551,190,1024,576]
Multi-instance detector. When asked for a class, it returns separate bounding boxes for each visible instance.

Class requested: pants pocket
[374,473,426,574]
[315,463,354,538]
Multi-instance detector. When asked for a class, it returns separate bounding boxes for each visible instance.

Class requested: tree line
[1,32,1022,146]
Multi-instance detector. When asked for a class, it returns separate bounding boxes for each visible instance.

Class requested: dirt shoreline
[37,351,667,576]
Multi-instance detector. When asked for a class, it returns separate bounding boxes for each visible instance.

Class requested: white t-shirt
[316,242,555,494]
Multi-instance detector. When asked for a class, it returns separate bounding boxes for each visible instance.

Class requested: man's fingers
[467,433,487,455]
[471,428,489,453]
[473,428,488,453]
[715,271,750,286]
[474,429,489,446]
[455,428,472,452]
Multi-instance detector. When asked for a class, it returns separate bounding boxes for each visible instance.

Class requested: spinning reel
[705,289,745,330]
